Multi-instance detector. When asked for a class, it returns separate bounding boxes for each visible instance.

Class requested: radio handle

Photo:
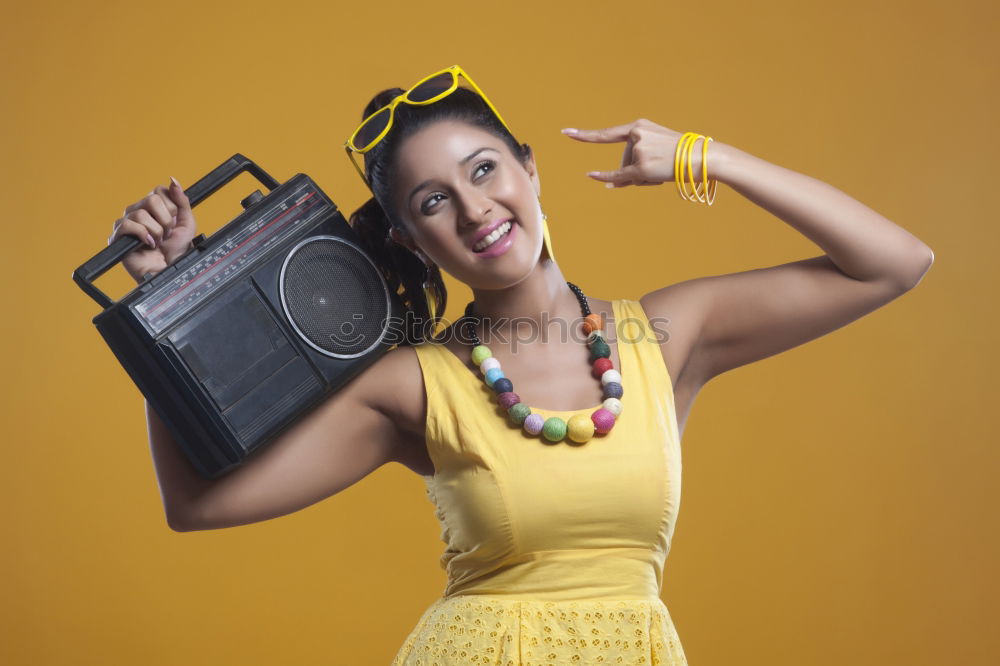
[72,153,281,309]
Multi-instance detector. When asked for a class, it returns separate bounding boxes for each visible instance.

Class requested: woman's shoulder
[352,344,426,422]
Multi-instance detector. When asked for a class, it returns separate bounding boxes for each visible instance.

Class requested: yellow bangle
[675,132,700,201]
[685,135,706,203]
[674,131,718,205]
[699,136,716,205]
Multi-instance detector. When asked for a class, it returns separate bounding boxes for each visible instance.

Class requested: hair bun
[361,87,405,121]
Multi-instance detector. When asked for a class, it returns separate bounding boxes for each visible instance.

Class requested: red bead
[591,408,616,434]
[497,392,521,410]
[592,357,613,379]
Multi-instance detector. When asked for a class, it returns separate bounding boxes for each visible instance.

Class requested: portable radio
[73,154,406,478]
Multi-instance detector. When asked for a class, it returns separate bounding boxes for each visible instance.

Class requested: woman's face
[388,119,545,290]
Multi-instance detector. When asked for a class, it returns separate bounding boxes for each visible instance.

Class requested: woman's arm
[565,121,934,384]
[150,345,426,532]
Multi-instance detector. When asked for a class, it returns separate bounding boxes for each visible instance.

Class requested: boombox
[74,154,406,479]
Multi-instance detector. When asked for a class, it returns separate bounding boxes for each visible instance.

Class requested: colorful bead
[523,413,545,435]
[497,392,521,410]
[591,408,616,434]
[484,367,505,387]
[471,345,493,365]
[464,283,623,446]
[492,377,513,394]
[582,313,604,334]
[542,417,567,442]
[567,413,595,443]
[589,338,611,361]
[600,369,622,386]
[592,357,613,378]
[602,397,623,416]
[508,403,531,425]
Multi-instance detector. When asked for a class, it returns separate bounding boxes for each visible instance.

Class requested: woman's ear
[389,225,432,266]
[388,226,416,252]
[522,143,541,198]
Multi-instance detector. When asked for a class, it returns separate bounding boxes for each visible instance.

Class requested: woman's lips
[472,219,513,252]
[473,219,516,258]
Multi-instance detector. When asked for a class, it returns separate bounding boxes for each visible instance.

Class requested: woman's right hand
[108,177,198,284]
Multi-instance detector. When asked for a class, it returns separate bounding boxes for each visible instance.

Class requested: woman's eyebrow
[407,147,500,205]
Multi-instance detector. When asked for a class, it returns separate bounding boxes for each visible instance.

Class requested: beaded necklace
[462,282,624,444]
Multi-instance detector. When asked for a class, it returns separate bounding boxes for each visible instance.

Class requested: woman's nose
[457,193,494,226]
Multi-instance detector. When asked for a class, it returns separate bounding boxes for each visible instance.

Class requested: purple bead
[492,377,514,394]
[591,408,616,434]
[603,381,623,400]
[523,413,545,435]
[497,392,521,410]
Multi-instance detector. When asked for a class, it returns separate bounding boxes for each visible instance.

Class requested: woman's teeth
[473,221,512,252]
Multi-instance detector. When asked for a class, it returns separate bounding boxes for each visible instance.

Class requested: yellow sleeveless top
[392,299,688,665]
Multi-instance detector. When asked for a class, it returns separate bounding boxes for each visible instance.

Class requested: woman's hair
[349,85,531,344]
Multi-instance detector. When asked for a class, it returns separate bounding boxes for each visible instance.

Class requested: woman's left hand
[562,118,695,188]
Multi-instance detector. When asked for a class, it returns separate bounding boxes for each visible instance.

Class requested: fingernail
[146,233,156,248]
[561,128,579,135]
[587,171,600,177]
[605,182,614,189]
[170,176,181,189]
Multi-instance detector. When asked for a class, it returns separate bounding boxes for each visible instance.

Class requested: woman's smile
[472,217,516,256]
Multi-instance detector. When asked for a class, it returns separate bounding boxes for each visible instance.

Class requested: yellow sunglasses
[344,65,514,189]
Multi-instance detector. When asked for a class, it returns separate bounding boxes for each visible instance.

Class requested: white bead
[587,330,606,345]
[480,357,501,374]
[603,398,623,416]
[600,369,622,386]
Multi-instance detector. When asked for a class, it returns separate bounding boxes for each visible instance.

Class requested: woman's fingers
[147,187,177,239]
[561,122,635,143]
[165,176,195,233]
[127,208,165,246]
[111,215,157,249]
[586,164,641,187]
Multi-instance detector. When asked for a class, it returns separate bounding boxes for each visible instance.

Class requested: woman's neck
[469,258,582,325]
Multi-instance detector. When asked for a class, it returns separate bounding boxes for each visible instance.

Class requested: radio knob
[241,190,265,209]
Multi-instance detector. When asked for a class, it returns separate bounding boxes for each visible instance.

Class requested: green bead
[471,345,493,366]
[542,417,567,442]
[589,338,611,361]
[507,403,531,425]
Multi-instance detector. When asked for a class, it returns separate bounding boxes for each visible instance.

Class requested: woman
[106,65,934,664]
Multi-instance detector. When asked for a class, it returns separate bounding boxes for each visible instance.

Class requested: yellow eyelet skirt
[391,594,689,665]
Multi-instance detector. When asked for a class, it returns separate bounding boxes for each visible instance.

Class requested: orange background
[2,0,995,664]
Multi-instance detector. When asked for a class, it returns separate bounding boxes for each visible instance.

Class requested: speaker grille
[279,236,391,358]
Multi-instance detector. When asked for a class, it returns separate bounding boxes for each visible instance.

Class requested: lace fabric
[391,594,688,665]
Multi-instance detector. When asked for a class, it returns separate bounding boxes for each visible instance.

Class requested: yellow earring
[541,213,556,262]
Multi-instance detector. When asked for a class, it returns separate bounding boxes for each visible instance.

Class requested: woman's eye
[420,193,445,215]
[473,159,496,179]
[419,160,496,215]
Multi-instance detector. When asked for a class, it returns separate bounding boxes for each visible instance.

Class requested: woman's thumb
[168,176,195,228]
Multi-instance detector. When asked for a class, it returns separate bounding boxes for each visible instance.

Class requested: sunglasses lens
[355,107,391,149]
[409,73,454,103]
